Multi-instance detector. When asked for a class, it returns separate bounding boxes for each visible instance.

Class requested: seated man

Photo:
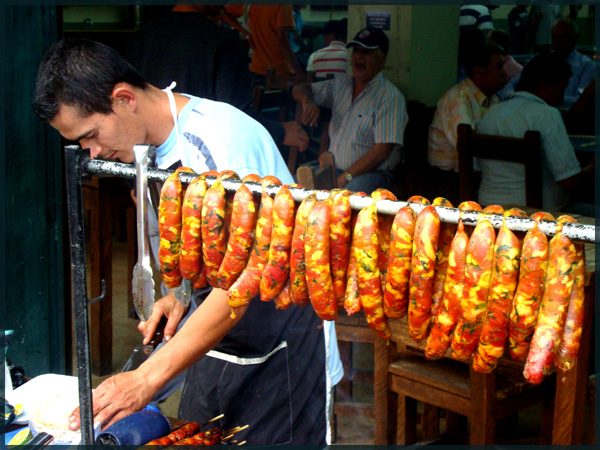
[502,17,595,107]
[550,18,595,107]
[428,40,507,203]
[293,27,407,194]
[487,29,523,100]
[306,19,350,79]
[476,53,594,211]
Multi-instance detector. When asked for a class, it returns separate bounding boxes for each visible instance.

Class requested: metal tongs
[132,144,155,321]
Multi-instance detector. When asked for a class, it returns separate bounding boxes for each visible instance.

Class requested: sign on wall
[366,11,391,30]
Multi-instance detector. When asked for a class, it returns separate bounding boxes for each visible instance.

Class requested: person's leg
[344,170,394,195]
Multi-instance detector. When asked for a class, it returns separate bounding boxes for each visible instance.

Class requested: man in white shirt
[306,19,350,79]
[476,53,594,211]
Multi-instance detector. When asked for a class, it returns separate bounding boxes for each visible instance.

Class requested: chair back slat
[457,123,543,209]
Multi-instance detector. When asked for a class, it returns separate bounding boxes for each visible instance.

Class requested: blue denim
[335,169,394,195]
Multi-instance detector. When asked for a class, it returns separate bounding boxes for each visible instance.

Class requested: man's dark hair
[487,29,510,55]
[463,40,504,77]
[515,53,572,93]
[32,38,149,122]
[335,18,348,42]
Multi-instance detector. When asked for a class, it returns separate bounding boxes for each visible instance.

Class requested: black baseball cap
[346,27,389,55]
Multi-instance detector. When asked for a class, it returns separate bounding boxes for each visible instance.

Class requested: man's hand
[138,290,189,344]
[337,173,349,189]
[69,370,153,431]
[300,100,320,127]
[281,121,309,151]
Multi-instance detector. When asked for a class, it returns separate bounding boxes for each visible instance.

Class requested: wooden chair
[296,151,337,191]
[399,100,436,199]
[456,123,543,208]
[385,319,555,445]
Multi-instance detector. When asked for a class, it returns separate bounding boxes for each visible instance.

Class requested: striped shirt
[306,41,351,79]
[428,77,501,172]
[311,73,407,171]
[459,5,494,33]
[476,92,581,210]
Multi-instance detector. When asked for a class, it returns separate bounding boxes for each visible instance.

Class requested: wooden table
[81,176,136,376]
[371,214,596,445]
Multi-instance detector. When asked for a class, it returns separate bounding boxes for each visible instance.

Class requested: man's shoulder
[440,79,473,101]
[375,75,404,98]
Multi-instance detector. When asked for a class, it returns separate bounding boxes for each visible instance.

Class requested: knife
[132,144,156,322]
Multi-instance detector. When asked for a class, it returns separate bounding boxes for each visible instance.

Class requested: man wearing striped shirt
[306,19,350,79]
[459,4,496,34]
[293,27,407,193]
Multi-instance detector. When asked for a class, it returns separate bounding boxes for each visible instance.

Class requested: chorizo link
[179,176,208,282]
[289,194,316,306]
[383,205,416,319]
[158,170,185,288]
[305,199,338,321]
[355,204,391,339]
[330,190,353,306]
[472,208,526,373]
[226,183,278,314]
[430,197,455,316]
[217,183,257,290]
[524,216,577,384]
[424,219,470,360]
[408,205,440,342]
[507,216,551,362]
[451,218,496,361]
[554,222,586,373]
[260,185,296,301]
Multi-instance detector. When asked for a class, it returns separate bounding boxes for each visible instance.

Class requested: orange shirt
[245,5,296,76]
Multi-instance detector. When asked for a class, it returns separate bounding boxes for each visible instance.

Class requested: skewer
[200,413,224,428]
[237,441,246,446]
[82,156,597,243]
[223,424,249,436]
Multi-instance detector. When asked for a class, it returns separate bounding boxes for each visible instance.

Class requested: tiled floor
[79,238,593,445]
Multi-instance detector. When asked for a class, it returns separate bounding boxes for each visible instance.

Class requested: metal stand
[63,145,598,446]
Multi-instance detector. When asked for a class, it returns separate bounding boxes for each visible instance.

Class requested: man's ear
[473,65,486,79]
[111,83,137,110]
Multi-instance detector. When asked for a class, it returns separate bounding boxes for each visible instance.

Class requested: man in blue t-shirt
[33,38,341,446]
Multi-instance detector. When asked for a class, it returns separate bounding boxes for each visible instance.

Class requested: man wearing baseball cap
[293,26,407,194]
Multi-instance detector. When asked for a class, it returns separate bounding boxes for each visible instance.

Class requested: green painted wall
[348,4,459,107]
[4,5,67,377]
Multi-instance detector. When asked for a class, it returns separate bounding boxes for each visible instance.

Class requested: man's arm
[69,288,248,430]
[557,158,594,190]
[337,143,396,188]
[292,83,320,127]
[276,26,305,84]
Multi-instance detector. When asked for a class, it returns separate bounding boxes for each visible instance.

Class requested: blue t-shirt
[156,95,293,183]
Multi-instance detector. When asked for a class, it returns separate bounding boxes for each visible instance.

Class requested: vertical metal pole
[64,145,95,446]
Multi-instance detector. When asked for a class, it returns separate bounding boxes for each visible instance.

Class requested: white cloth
[476,91,581,210]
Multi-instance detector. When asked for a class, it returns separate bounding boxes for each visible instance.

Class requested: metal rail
[65,147,597,446]
[85,156,597,243]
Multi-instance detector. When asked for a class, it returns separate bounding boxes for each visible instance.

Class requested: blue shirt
[563,49,595,107]
[310,73,407,171]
